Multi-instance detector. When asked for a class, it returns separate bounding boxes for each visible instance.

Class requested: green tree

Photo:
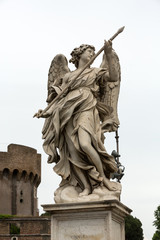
[152,205,160,240]
[40,211,51,216]
[125,215,143,240]
[152,231,160,240]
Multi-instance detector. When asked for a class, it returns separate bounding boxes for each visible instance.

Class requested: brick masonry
[0,216,51,240]
[0,144,41,216]
[0,144,51,239]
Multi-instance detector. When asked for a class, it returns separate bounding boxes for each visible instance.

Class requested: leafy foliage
[152,231,160,240]
[152,205,160,240]
[0,214,15,219]
[10,223,20,234]
[125,215,143,240]
[40,211,51,216]
[153,206,160,230]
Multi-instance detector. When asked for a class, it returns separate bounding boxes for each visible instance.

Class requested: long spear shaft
[34,26,125,117]
[115,129,120,163]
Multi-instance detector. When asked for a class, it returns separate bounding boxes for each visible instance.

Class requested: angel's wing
[47,54,70,103]
[100,50,121,133]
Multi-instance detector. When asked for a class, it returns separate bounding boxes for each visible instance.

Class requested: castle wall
[0,144,41,177]
[0,144,41,216]
[16,180,33,216]
[0,170,12,214]
[0,217,51,240]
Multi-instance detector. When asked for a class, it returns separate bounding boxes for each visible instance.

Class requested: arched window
[11,237,18,240]
[21,170,27,181]
[3,168,10,178]
[29,172,34,183]
[12,169,19,180]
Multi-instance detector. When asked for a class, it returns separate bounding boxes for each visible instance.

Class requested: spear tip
[118,26,125,33]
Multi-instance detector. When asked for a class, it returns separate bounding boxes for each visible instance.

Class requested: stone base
[42,200,132,240]
[54,183,122,203]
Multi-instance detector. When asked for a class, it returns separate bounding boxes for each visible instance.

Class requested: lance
[115,129,120,163]
[34,26,125,118]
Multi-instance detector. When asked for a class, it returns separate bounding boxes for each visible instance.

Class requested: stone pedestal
[42,200,132,240]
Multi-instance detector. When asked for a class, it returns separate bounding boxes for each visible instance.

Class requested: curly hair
[69,44,95,68]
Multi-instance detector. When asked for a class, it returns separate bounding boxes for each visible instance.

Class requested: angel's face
[80,48,95,64]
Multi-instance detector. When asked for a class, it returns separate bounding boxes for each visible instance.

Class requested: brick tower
[0,144,41,216]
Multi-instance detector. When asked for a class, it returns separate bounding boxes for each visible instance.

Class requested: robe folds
[42,67,117,189]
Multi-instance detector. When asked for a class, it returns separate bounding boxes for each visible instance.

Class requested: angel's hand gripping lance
[33,26,125,118]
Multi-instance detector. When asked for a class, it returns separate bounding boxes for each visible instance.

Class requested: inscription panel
[57,218,106,240]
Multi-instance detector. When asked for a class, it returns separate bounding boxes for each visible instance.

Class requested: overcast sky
[0,0,160,239]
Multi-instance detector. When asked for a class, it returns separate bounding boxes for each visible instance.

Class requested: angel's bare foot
[103,177,117,191]
[79,188,90,197]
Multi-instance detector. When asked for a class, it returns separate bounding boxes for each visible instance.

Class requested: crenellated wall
[0,144,41,216]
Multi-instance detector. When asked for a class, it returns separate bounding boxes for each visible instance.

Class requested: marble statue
[35,29,123,203]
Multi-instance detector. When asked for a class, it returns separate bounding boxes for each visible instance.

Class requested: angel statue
[35,31,123,203]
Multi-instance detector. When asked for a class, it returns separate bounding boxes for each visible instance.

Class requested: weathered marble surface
[54,183,122,203]
[36,38,122,200]
[42,200,132,240]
